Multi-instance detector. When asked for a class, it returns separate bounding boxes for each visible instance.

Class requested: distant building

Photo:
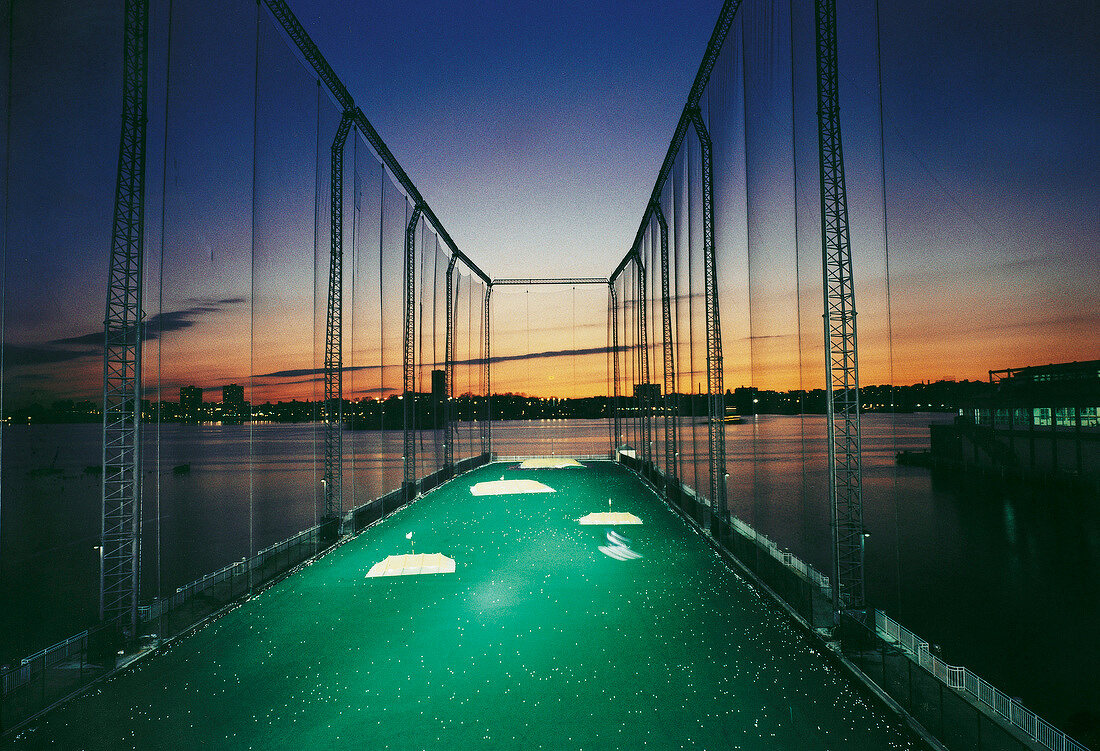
[222,383,247,423]
[633,383,661,403]
[930,360,1099,486]
[431,369,447,401]
[179,386,203,411]
[222,384,245,409]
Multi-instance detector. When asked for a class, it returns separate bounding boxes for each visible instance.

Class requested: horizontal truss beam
[492,278,607,286]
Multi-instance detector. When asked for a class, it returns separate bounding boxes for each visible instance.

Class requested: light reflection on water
[1,415,1096,733]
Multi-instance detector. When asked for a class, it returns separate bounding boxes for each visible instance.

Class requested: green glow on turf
[16,462,922,750]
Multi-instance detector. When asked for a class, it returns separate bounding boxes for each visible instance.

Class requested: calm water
[1,416,1097,736]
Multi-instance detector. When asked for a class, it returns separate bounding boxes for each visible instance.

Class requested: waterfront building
[931,360,1099,485]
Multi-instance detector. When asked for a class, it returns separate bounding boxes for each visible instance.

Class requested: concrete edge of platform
[620,462,950,751]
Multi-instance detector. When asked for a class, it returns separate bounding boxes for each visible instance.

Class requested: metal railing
[728,515,832,596]
[628,457,833,629]
[874,610,1090,751]
[139,524,321,623]
[2,631,89,695]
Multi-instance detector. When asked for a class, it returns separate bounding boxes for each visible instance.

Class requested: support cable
[416,225,425,462]
[789,0,812,574]
[571,286,576,400]
[348,134,358,517]
[874,0,902,618]
[155,0,175,628]
[741,16,760,540]
[248,2,259,591]
[638,253,642,464]
[0,0,11,605]
[606,290,614,453]
[492,277,606,286]
[312,81,321,525]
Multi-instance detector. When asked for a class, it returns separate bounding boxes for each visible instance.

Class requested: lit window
[1055,407,1075,428]
[1080,407,1098,428]
[1033,407,1052,427]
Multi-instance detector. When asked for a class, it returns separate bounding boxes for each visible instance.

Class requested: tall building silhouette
[179,386,203,411]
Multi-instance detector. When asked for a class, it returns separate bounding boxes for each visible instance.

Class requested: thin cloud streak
[6,299,248,370]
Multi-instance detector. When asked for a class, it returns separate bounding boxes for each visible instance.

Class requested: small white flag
[406,532,413,540]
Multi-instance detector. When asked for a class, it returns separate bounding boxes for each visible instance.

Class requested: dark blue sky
[292,0,729,278]
[288,0,1098,279]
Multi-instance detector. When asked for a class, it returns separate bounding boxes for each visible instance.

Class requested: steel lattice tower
[688,108,726,523]
[611,0,739,515]
[609,283,621,449]
[100,0,149,639]
[636,255,650,464]
[653,203,676,482]
[323,112,354,524]
[444,256,457,469]
[482,285,492,456]
[816,0,865,616]
[403,206,423,497]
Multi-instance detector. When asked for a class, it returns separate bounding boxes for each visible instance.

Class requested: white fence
[644,462,832,597]
[728,515,832,596]
[874,610,1090,751]
[2,630,88,695]
[140,524,320,622]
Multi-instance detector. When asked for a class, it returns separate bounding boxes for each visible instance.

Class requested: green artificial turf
[10,462,921,750]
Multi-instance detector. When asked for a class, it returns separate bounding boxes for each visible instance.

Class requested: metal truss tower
[323,112,354,524]
[100,0,149,639]
[687,107,726,523]
[444,256,457,470]
[816,0,865,616]
[653,203,677,482]
[635,254,651,465]
[608,283,621,450]
[262,0,493,509]
[403,206,423,497]
[611,0,739,514]
[483,286,492,456]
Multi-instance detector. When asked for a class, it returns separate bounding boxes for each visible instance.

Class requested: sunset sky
[2,0,1097,405]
